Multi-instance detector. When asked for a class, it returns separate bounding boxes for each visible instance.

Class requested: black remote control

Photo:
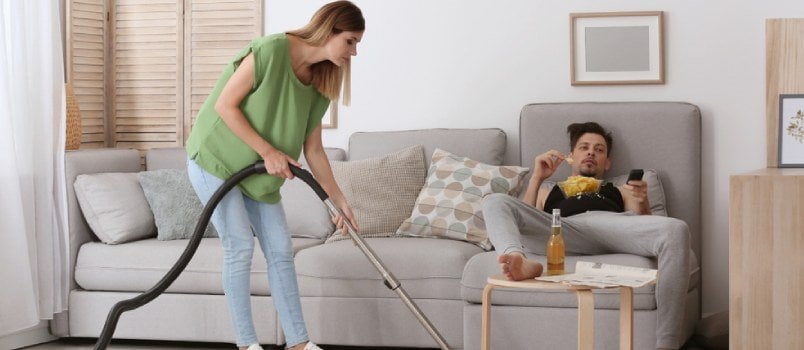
[627,169,644,183]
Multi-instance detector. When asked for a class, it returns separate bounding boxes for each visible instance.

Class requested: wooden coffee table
[481,275,634,350]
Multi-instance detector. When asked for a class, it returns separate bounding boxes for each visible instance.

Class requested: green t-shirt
[186,33,330,203]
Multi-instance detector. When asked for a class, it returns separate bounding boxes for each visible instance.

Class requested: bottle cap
[552,209,561,227]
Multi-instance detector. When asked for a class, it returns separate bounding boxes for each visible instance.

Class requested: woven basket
[65,83,82,150]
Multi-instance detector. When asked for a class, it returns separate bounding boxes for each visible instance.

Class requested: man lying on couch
[482,122,690,350]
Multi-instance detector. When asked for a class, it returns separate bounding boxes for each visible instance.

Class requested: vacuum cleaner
[93,162,450,350]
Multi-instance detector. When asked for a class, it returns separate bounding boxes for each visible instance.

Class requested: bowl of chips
[557,175,603,197]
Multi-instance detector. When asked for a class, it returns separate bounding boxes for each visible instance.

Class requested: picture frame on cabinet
[778,94,804,167]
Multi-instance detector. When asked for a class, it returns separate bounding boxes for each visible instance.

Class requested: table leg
[576,289,594,350]
[619,286,634,350]
[481,284,495,350]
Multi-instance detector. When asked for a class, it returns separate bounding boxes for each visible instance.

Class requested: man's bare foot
[498,253,543,281]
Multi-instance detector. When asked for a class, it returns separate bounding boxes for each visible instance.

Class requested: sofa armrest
[65,148,142,290]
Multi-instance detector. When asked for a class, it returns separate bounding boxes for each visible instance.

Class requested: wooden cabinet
[729,168,804,349]
[766,19,804,167]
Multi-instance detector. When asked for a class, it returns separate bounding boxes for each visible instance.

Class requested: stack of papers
[536,261,658,288]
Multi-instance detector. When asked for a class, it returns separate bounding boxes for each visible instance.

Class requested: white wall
[266,0,804,316]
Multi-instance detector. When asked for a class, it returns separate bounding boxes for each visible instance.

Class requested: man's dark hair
[567,122,613,155]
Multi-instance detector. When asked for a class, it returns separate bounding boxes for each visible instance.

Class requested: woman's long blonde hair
[286,1,364,105]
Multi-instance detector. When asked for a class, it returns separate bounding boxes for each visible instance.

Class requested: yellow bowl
[557,176,602,197]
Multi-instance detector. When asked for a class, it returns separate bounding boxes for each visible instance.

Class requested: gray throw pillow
[138,169,218,240]
[607,169,668,216]
[281,148,346,239]
[325,145,427,243]
[281,178,335,239]
[538,169,668,216]
[74,172,156,244]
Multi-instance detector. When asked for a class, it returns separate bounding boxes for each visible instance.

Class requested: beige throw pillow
[396,149,529,249]
[325,145,426,243]
[74,172,156,244]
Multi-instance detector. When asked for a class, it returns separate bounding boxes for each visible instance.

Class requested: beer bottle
[547,209,565,275]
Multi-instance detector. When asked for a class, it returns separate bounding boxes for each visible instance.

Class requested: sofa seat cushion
[75,237,322,295]
[295,237,483,300]
[461,251,700,310]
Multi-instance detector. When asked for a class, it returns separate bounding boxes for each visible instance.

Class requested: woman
[185,2,364,349]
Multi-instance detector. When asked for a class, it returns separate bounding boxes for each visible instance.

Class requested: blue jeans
[187,159,309,347]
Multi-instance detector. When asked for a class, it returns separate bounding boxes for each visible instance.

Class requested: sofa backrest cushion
[347,128,507,166]
[519,102,701,257]
[146,147,187,170]
[144,147,346,240]
[146,147,348,170]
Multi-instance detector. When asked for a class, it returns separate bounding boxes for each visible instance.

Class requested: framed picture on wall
[570,11,664,85]
[778,94,804,167]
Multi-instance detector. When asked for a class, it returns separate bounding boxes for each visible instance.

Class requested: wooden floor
[21,338,430,350]
[19,337,710,350]
[22,339,237,350]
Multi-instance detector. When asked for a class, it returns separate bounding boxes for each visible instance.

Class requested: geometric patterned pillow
[396,148,529,250]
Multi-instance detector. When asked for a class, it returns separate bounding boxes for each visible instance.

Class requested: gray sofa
[52,102,701,349]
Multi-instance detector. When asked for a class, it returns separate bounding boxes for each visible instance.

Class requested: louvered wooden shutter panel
[67,0,107,149]
[113,0,182,150]
[184,0,262,141]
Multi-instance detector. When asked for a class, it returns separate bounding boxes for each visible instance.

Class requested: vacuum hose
[93,162,449,350]
[93,161,267,350]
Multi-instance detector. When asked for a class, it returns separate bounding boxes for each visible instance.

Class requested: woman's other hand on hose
[260,147,301,180]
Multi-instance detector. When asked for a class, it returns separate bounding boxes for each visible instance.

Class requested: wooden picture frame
[778,94,804,167]
[322,103,338,129]
[570,11,664,85]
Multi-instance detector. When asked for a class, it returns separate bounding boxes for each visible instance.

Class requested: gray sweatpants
[482,193,690,350]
